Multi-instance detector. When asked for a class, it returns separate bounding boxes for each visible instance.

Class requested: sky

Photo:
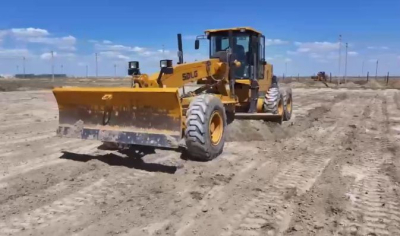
[0,0,399,77]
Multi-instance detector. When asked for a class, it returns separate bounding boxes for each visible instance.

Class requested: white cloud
[27,35,76,45]
[132,46,145,52]
[289,41,342,62]
[288,41,339,59]
[95,44,130,51]
[117,55,130,60]
[0,30,7,43]
[265,57,274,61]
[296,41,339,52]
[88,39,98,43]
[58,45,76,51]
[0,48,31,58]
[5,28,77,50]
[60,53,76,58]
[369,59,378,62]
[310,53,322,58]
[139,51,156,56]
[298,48,311,53]
[95,43,145,53]
[99,51,130,61]
[103,40,112,44]
[368,46,389,50]
[157,49,171,54]
[286,50,298,55]
[40,51,76,60]
[316,59,329,63]
[348,51,358,56]
[285,58,292,62]
[265,38,288,46]
[10,28,49,37]
[40,52,56,60]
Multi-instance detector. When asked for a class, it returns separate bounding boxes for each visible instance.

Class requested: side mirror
[261,59,267,65]
[195,39,200,50]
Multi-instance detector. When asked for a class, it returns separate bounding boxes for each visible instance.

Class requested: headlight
[160,59,173,68]
[129,61,139,69]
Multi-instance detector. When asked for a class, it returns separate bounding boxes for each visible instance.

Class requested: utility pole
[344,43,348,84]
[162,44,165,57]
[114,64,117,78]
[338,34,342,85]
[23,56,26,78]
[60,64,64,74]
[95,53,98,78]
[85,65,88,78]
[375,60,379,80]
[16,65,19,74]
[51,51,54,82]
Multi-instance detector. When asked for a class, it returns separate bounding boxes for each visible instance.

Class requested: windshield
[210,33,250,78]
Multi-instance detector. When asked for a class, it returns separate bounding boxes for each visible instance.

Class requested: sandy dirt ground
[1,84,400,236]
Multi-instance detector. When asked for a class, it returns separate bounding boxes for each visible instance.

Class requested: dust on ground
[1,83,400,235]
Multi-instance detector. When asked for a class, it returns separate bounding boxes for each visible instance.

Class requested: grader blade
[52,87,183,148]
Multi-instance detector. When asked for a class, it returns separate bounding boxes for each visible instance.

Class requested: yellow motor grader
[52,27,293,161]
[312,71,328,81]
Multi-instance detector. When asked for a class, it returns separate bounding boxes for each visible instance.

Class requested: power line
[338,34,342,85]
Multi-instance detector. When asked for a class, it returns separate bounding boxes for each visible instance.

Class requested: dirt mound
[289,82,307,88]
[340,81,361,88]
[389,80,400,89]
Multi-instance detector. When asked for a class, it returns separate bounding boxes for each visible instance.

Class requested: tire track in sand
[219,95,361,236]
[0,163,156,236]
[0,142,101,183]
[337,91,400,236]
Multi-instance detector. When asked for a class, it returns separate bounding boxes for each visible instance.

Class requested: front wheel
[184,94,227,161]
[264,87,285,123]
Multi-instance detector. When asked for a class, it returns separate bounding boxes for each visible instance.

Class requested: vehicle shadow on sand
[60,146,178,174]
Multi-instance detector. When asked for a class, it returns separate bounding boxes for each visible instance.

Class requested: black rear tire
[185,94,227,161]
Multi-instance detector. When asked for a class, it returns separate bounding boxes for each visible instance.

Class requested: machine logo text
[182,71,198,80]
